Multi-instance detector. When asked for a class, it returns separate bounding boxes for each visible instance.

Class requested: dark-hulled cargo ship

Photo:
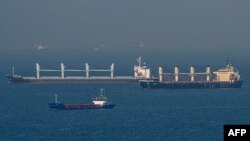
[139,60,243,89]
[48,89,115,110]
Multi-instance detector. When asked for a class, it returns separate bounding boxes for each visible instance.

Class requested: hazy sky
[0,0,250,70]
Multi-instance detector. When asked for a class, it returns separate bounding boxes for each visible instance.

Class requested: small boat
[48,89,115,110]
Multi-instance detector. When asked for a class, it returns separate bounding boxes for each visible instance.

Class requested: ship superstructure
[213,60,240,82]
[92,89,108,106]
[134,57,151,79]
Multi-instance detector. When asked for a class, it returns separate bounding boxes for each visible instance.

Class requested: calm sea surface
[0,68,250,141]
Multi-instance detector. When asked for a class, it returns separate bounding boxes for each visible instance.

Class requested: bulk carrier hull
[139,80,243,89]
[6,75,138,84]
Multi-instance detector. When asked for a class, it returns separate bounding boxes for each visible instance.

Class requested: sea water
[0,69,250,141]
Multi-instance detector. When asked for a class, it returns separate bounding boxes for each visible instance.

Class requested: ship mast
[12,66,15,76]
[225,57,230,67]
[55,94,58,104]
[100,88,105,96]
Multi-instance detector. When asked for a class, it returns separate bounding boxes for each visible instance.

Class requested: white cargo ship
[6,57,151,83]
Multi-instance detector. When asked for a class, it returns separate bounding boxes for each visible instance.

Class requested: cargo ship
[48,89,115,110]
[6,57,151,83]
[139,60,243,89]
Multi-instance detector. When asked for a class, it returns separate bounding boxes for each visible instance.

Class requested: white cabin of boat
[92,89,108,106]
